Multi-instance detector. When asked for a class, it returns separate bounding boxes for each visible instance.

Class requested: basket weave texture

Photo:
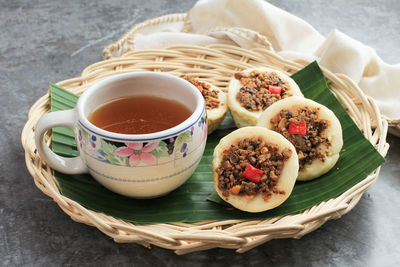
[22,43,389,254]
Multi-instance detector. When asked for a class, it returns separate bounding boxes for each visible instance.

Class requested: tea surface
[88,95,192,134]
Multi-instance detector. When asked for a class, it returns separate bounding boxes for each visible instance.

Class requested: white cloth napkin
[132,0,400,123]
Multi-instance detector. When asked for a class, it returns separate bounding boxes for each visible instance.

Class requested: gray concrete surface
[1,0,399,266]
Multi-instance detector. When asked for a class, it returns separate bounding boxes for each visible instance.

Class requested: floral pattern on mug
[114,141,163,166]
[78,126,202,167]
[199,110,208,142]
[173,130,192,158]
[77,108,206,167]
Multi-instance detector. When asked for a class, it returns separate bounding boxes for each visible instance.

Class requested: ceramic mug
[35,72,207,198]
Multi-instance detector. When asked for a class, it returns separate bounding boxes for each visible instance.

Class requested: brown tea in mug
[88,95,192,134]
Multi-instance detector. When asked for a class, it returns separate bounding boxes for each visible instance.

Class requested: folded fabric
[130,0,399,124]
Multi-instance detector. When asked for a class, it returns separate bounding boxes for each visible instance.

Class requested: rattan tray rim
[21,44,389,254]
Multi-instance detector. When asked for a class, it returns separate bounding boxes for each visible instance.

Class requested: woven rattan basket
[21,43,389,254]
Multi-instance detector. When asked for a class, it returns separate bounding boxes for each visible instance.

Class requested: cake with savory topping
[257,96,343,181]
[227,68,303,128]
[185,77,228,134]
[212,127,299,212]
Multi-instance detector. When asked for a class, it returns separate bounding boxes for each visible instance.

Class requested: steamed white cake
[212,127,299,212]
[227,67,303,128]
[185,77,228,134]
[257,96,343,181]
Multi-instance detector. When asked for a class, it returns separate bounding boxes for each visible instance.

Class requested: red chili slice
[242,164,264,183]
[268,85,282,94]
[288,121,307,135]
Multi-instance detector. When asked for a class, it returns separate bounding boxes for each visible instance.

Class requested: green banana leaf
[49,62,385,223]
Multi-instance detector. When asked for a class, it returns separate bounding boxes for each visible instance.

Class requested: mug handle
[35,109,88,174]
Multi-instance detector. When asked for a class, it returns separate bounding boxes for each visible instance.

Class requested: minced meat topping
[216,137,292,199]
[270,107,330,170]
[185,76,220,110]
[235,71,292,112]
